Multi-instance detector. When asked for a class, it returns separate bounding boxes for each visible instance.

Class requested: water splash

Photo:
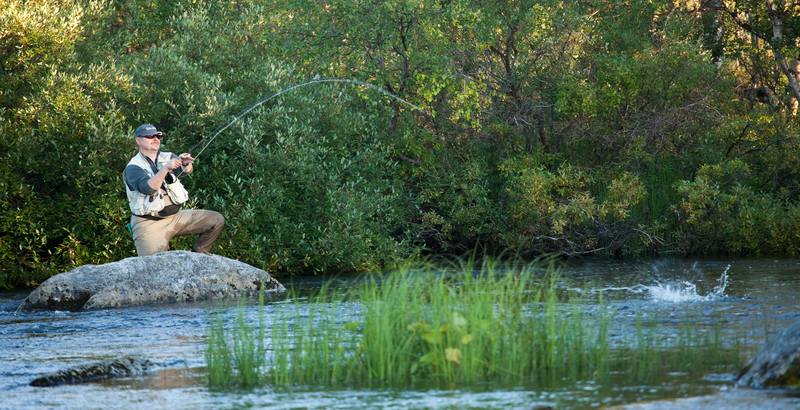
[634,264,731,302]
[589,264,732,303]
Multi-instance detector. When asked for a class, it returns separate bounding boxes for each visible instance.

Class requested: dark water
[2,257,800,410]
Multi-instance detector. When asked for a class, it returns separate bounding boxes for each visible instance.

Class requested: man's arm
[125,165,158,195]
[125,156,183,194]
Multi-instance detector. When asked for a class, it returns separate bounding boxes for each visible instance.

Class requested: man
[124,124,225,256]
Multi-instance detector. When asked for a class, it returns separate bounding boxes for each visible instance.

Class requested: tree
[709,0,800,114]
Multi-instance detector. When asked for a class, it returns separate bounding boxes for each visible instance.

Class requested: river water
[2,256,800,410]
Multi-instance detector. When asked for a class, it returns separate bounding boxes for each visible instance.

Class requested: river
[2,256,800,409]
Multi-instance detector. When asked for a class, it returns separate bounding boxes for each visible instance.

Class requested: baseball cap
[134,124,164,138]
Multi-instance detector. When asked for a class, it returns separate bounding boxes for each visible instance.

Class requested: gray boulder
[18,251,285,311]
[30,357,157,387]
[737,319,800,389]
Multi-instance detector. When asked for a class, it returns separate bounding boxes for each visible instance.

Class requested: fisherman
[123,124,225,256]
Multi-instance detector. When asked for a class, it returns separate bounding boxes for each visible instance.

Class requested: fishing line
[177,77,428,177]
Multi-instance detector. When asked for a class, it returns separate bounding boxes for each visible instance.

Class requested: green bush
[0,0,135,287]
[4,0,800,287]
[409,148,498,254]
[673,159,800,255]
[500,158,647,256]
[197,88,413,274]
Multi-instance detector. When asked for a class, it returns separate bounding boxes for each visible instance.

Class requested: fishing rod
[175,78,428,178]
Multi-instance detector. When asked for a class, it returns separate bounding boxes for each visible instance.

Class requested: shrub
[673,159,800,255]
[501,158,647,256]
[0,0,135,287]
[196,87,413,274]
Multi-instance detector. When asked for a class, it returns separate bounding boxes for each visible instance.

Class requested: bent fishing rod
[173,78,428,178]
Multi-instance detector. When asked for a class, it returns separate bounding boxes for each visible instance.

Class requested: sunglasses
[139,133,164,140]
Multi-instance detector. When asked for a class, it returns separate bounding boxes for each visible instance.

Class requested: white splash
[638,264,731,302]
[589,264,732,302]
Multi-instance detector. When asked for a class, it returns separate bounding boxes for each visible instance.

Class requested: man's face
[136,133,162,150]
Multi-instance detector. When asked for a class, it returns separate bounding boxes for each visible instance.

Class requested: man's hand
[179,153,194,166]
[167,158,183,170]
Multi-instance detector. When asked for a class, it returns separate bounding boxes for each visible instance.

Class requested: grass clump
[205,256,610,388]
[205,290,268,388]
[204,256,761,390]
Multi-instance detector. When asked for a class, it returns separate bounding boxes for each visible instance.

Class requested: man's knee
[196,210,224,233]
[208,210,224,228]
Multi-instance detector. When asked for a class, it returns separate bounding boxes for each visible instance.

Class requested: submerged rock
[18,251,285,311]
[30,357,157,387]
[0,299,24,312]
[736,319,800,389]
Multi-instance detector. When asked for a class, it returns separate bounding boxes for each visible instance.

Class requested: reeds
[205,290,268,388]
[204,256,759,389]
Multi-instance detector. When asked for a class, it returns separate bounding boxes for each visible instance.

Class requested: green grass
[203,256,760,389]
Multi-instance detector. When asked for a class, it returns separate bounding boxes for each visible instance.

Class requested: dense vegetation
[2,0,800,287]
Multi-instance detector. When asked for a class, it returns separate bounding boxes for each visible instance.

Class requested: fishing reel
[164,171,178,184]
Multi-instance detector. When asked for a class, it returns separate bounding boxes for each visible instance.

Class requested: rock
[18,251,285,311]
[736,319,800,389]
[30,357,157,387]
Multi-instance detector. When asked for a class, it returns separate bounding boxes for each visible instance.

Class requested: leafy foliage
[674,160,800,256]
[198,88,412,274]
[3,0,800,287]
[0,0,134,287]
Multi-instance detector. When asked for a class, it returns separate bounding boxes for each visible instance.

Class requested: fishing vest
[124,152,190,217]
